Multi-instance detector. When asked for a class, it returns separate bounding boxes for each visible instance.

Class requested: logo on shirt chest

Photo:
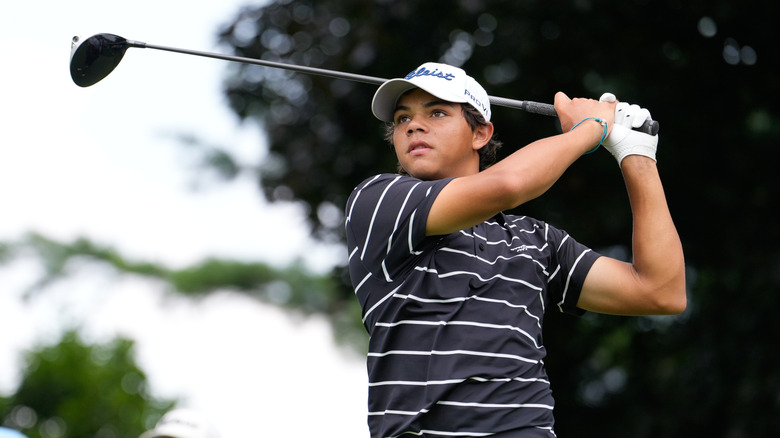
[509,245,530,253]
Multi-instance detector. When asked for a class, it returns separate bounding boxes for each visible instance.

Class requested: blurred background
[1,0,778,437]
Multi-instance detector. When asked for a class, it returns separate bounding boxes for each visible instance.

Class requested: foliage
[0,330,174,438]
[2,233,366,351]
[204,0,780,436]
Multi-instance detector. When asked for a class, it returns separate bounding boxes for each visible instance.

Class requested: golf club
[70,33,659,135]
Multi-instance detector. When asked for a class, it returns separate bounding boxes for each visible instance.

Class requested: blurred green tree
[0,233,365,349]
[0,330,175,438]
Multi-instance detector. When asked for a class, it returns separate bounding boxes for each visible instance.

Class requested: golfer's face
[392,89,480,180]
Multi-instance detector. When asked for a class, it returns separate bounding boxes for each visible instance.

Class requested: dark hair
[383,103,503,175]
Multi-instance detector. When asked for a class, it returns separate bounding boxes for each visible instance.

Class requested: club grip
[637,119,660,136]
[489,96,660,136]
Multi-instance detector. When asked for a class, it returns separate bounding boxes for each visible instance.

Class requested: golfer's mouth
[408,141,431,155]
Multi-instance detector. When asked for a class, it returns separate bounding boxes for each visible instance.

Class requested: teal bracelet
[570,117,608,154]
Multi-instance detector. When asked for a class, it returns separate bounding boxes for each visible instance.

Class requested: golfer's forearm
[488,125,601,206]
[427,125,602,236]
[622,156,686,312]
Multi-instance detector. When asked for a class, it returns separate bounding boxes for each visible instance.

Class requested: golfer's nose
[406,114,428,133]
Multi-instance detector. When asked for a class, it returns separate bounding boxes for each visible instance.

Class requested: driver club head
[70,33,132,87]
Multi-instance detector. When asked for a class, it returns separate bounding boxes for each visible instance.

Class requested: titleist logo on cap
[405,66,456,81]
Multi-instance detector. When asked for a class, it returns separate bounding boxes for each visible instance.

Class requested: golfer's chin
[402,164,446,181]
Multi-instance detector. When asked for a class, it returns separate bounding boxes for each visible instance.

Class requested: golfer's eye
[432,109,446,118]
[395,115,411,124]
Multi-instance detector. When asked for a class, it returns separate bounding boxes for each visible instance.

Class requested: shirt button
[479,243,485,251]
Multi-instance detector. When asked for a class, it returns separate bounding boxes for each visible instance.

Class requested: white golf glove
[599,93,658,167]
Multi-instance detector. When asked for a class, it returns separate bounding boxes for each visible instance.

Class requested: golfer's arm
[578,156,687,315]
[427,123,602,236]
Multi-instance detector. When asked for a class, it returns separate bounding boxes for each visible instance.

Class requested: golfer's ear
[473,122,494,151]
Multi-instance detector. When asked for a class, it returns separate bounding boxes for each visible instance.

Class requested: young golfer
[345,62,686,437]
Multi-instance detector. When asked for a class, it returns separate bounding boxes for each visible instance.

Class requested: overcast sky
[0,1,368,436]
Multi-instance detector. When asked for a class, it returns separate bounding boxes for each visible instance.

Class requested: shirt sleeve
[345,174,453,282]
[545,224,601,316]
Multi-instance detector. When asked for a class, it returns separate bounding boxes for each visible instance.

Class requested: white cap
[371,62,491,122]
[139,409,219,438]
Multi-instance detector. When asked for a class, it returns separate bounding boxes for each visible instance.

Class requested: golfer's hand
[555,92,615,130]
[599,93,658,167]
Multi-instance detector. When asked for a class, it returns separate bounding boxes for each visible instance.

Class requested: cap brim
[371,79,420,122]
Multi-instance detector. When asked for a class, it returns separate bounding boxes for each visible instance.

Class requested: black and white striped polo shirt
[345,173,600,438]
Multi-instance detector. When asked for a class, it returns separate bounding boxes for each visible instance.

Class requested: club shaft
[135,41,558,117]
[138,41,387,86]
[132,40,658,135]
